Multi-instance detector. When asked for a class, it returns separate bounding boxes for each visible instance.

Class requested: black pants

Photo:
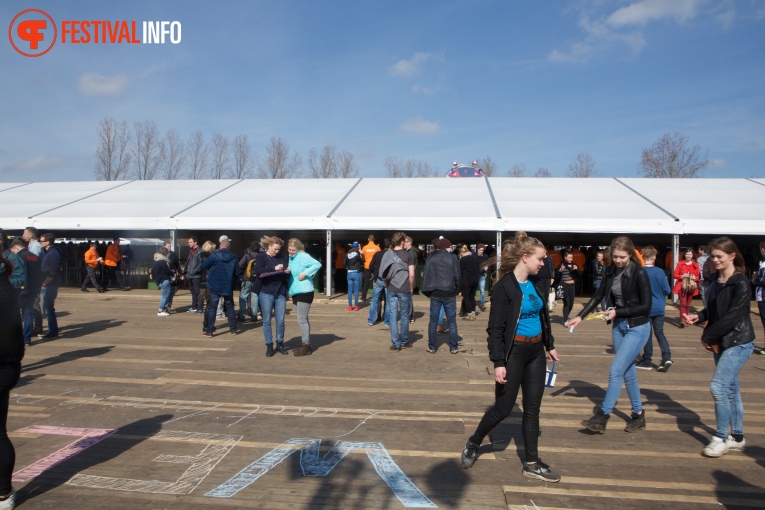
[470,341,546,463]
[461,282,477,314]
[189,278,201,309]
[82,266,100,290]
[361,268,372,301]
[561,283,576,322]
[0,360,21,495]
[335,269,347,292]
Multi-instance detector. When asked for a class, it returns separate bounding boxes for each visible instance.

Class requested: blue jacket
[645,266,671,317]
[201,248,241,295]
[288,251,322,296]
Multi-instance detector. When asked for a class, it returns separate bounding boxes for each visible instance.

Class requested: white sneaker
[0,489,16,510]
[702,436,730,457]
[726,435,746,452]
[157,311,169,317]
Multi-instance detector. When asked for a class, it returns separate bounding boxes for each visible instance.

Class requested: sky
[1,0,764,181]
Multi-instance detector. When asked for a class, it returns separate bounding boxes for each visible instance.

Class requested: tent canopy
[0,177,762,235]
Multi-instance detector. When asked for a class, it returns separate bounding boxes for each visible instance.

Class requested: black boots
[460,439,479,469]
[275,342,288,355]
[266,344,274,357]
[624,410,646,433]
[581,409,609,433]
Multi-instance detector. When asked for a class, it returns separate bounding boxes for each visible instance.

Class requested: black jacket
[486,273,555,368]
[421,249,460,295]
[697,273,755,349]
[184,247,202,279]
[459,254,479,285]
[0,276,25,361]
[370,250,386,280]
[578,260,652,327]
[591,259,605,280]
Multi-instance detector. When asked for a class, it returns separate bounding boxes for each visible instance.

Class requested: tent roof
[0,177,762,235]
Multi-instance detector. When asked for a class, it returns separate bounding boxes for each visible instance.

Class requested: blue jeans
[158,280,172,312]
[478,275,487,306]
[387,291,411,347]
[42,285,59,336]
[368,278,389,325]
[428,296,458,350]
[238,280,258,319]
[601,319,651,415]
[347,272,362,306]
[710,342,753,439]
[593,279,606,310]
[642,315,671,362]
[260,293,286,345]
[437,303,445,326]
[207,293,237,334]
[20,293,35,344]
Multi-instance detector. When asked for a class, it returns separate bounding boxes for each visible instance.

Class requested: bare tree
[209,133,230,179]
[258,137,302,178]
[308,146,338,178]
[384,156,404,178]
[534,167,552,178]
[231,134,255,179]
[159,129,186,180]
[507,163,527,177]
[413,160,438,177]
[131,120,161,180]
[567,152,598,178]
[480,156,498,177]
[94,117,131,180]
[187,131,209,179]
[337,150,359,178]
[639,131,709,178]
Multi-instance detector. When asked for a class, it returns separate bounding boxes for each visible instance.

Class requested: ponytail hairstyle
[608,236,642,267]
[707,236,746,274]
[495,232,546,280]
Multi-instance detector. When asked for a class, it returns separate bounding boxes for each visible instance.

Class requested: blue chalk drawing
[206,438,437,508]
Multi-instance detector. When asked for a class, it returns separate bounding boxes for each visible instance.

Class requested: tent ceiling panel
[173,178,359,230]
[622,178,765,234]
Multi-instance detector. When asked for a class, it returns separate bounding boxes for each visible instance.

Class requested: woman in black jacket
[460,232,560,482]
[555,251,580,323]
[568,236,652,434]
[686,237,754,458]
[0,255,24,509]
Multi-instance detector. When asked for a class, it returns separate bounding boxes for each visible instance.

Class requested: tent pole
[170,229,177,253]
[326,230,332,298]
[672,234,679,304]
[496,231,502,282]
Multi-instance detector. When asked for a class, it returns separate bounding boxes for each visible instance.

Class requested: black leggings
[561,283,576,322]
[470,341,546,463]
[0,361,21,495]
[461,282,477,314]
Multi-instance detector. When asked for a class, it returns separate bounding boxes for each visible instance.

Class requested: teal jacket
[288,251,322,296]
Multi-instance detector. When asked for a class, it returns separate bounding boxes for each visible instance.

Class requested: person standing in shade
[201,235,240,337]
[164,240,182,314]
[287,238,322,357]
[0,254,24,510]
[753,241,765,355]
[685,237,755,457]
[104,237,129,290]
[569,236,652,434]
[82,241,105,293]
[238,241,261,322]
[404,236,420,323]
[254,236,290,357]
[380,232,415,351]
[696,245,710,307]
[344,242,364,311]
[476,244,489,312]
[39,233,63,340]
[459,245,480,321]
[184,235,202,312]
[590,251,606,311]
[635,246,673,372]
[460,232,560,482]
[422,237,460,354]
[673,248,700,327]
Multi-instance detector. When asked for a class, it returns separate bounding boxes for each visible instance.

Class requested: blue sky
[1,0,764,180]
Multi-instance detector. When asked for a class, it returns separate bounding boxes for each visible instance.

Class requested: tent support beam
[672,234,679,304]
[326,230,332,298]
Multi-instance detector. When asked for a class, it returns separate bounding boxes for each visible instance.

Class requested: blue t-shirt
[516,280,543,337]
[645,266,671,317]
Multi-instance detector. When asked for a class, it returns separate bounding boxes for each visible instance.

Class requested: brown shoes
[293,344,312,357]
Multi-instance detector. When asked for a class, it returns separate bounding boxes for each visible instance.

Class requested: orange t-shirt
[334,247,346,269]
[361,242,380,269]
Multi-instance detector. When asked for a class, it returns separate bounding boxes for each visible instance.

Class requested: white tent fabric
[0,178,762,235]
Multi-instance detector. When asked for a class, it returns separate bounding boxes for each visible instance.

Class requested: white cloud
[708,158,728,169]
[716,9,735,29]
[607,0,708,27]
[411,84,437,94]
[399,117,440,134]
[549,42,594,64]
[390,52,435,77]
[2,155,61,174]
[77,72,129,99]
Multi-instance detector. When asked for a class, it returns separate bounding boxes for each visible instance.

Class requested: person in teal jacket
[287,238,322,357]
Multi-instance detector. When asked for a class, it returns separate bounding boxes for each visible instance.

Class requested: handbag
[555,285,564,300]
[545,361,557,388]
[681,275,697,294]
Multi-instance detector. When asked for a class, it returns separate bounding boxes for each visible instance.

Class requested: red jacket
[673,260,700,296]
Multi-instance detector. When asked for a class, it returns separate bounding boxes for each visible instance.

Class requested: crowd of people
[1,227,764,502]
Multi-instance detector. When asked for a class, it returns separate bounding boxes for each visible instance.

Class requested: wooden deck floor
[8,288,765,509]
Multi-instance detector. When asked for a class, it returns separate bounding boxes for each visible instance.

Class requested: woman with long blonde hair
[460,232,560,482]
[287,238,322,357]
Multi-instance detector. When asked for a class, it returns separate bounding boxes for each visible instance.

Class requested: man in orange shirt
[82,241,105,293]
[104,237,130,290]
[360,235,380,302]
